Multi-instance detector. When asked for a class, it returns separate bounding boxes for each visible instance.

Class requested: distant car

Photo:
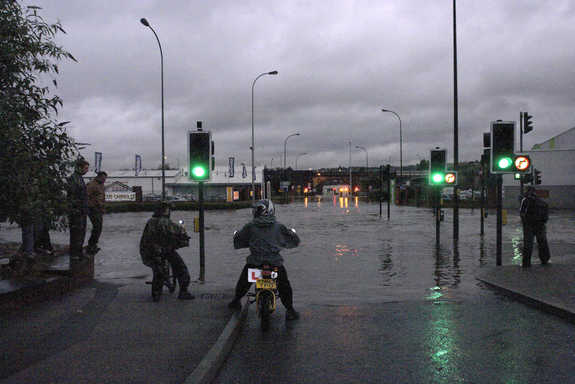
[459,190,473,200]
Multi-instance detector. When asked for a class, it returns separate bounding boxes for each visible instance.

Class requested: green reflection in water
[425,291,464,383]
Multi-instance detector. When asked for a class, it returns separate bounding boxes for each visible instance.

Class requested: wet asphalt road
[2,198,575,383]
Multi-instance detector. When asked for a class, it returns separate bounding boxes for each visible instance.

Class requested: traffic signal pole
[435,188,441,245]
[198,181,205,282]
[379,165,383,217]
[496,175,502,266]
[519,112,524,196]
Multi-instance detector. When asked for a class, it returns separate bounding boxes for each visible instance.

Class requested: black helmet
[153,201,173,217]
[253,199,275,218]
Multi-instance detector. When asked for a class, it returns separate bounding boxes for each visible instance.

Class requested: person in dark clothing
[34,218,54,255]
[228,199,301,320]
[140,202,195,301]
[86,171,107,255]
[520,186,550,266]
[66,158,90,261]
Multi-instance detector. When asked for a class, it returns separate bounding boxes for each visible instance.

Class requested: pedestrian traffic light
[188,130,211,181]
[445,171,457,185]
[523,112,534,134]
[534,168,542,185]
[490,121,515,173]
[429,149,446,185]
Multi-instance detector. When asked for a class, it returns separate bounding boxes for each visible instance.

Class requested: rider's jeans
[152,250,191,291]
[233,264,294,309]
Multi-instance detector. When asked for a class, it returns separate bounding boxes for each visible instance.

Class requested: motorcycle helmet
[253,199,275,218]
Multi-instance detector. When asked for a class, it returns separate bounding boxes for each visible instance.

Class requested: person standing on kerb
[66,158,90,261]
[228,199,301,321]
[520,186,550,267]
[86,171,107,255]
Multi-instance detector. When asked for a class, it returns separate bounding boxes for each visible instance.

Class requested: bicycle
[146,257,177,301]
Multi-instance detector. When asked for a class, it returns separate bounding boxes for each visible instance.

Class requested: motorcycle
[247,262,280,331]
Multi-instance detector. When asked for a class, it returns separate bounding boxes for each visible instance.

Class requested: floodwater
[2,197,574,305]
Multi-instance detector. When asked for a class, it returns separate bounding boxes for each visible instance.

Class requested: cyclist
[228,199,301,320]
[140,202,195,301]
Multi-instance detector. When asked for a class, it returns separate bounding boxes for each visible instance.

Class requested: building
[503,126,575,209]
[84,166,264,201]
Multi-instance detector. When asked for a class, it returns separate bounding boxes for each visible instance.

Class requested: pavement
[1,244,574,384]
[477,261,575,324]
[0,245,249,384]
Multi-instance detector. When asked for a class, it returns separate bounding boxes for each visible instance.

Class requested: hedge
[104,201,252,213]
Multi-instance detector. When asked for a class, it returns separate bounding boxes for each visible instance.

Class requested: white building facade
[85,166,264,201]
[503,127,575,209]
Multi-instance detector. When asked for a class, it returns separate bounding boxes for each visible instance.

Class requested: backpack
[533,198,549,223]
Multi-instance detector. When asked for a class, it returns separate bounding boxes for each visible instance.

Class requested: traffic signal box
[522,112,534,134]
[429,149,446,185]
[428,149,457,185]
[490,121,515,173]
[188,130,211,181]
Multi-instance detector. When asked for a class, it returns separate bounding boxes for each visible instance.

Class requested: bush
[104,201,251,214]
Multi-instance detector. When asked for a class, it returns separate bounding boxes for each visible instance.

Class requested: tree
[0,2,78,232]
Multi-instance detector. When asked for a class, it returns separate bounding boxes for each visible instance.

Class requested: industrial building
[84,166,264,202]
[503,126,575,209]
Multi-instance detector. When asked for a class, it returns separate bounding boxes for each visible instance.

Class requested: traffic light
[429,149,446,185]
[523,112,534,134]
[445,171,457,185]
[534,168,542,185]
[490,121,515,173]
[188,130,211,181]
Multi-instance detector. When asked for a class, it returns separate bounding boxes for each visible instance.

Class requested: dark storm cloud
[24,0,575,170]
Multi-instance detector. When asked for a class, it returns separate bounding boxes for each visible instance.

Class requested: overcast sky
[25,0,575,171]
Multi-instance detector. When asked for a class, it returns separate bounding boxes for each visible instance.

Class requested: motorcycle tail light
[262,269,272,278]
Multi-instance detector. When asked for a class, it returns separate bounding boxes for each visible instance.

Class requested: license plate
[256,279,277,289]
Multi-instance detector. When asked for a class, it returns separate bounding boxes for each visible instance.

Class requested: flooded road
[2,198,574,304]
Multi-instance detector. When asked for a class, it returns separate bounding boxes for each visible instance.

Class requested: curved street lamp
[381,108,402,177]
[283,133,300,169]
[251,71,278,204]
[140,18,166,200]
[295,152,308,170]
[355,145,368,169]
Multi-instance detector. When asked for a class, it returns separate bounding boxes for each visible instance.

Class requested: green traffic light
[432,173,444,184]
[192,165,206,178]
[497,157,512,169]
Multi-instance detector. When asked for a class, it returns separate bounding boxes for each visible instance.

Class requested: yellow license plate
[256,279,277,289]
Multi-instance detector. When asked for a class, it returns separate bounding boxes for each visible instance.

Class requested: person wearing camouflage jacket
[140,202,194,301]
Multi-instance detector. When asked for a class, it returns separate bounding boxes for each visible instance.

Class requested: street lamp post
[140,18,166,200]
[283,133,300,170]
[251,71,278,204]
[295,152,307,170]
[381,108,402,177]
[355,145,368,169]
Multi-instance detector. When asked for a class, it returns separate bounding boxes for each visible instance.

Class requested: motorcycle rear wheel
[259,291,272,332]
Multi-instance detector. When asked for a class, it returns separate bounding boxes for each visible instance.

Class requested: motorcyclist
[228,199,301,321]
[140,202,195,301]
